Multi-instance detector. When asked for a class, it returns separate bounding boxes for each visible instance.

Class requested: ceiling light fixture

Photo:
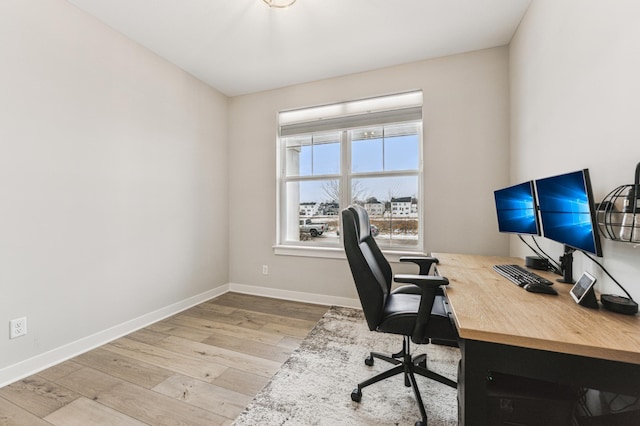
[262,0,296,8]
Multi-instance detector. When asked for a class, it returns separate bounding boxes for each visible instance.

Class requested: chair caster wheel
[415,421,424,426]
[364,355,374,366]
[351,389,362,402]
[418,359,427,368]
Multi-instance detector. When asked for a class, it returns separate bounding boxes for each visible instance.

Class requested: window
[277,92,423,253]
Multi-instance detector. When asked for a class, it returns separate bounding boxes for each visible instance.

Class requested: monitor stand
[557,245,576,284]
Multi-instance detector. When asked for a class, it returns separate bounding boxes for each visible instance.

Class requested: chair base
[351,336,456,425]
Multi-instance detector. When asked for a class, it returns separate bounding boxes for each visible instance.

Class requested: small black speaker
[525,256,549,271]
[601,294,638,315]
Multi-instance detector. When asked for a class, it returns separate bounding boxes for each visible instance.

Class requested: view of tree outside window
[280,121,422,250]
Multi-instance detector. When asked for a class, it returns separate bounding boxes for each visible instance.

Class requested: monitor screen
[535,169,603,256]
[494,181,540,235]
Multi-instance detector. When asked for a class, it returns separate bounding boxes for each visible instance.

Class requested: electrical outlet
[262,265,269,275]
[10,317,27,339]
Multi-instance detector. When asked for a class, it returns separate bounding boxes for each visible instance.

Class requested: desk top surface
[434,252,640,365]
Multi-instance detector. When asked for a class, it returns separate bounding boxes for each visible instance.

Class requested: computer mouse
[524,282,558,295]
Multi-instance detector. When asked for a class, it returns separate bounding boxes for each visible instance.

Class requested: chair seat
[378,294,455,342]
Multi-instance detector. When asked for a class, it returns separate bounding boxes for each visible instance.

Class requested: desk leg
[458,339,489,426]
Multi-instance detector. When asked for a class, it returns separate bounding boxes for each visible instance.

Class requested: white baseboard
[0,285,229,388]
[228,283,361,309]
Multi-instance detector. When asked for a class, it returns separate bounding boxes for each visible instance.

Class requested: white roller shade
[279,91,422,137]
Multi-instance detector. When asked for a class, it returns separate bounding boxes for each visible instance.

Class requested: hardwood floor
[0,293,329,425]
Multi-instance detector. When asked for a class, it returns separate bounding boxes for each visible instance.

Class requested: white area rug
[233,306,460,425]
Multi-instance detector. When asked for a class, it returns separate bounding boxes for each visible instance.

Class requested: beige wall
[510,0,640,299]
[228,47,511,300]
[14,0,633,385]
[0,0,229,380]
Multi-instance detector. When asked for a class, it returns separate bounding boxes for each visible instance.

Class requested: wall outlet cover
[10,317,27,339]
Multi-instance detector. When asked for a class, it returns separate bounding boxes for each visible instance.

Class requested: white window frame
[274,92,425,259]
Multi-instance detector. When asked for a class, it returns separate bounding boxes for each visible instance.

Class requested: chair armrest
[392,274,447,295]
[399,256,439,275]
[394,274,449,289]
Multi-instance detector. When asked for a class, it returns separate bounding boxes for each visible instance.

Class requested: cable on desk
[531,236,563,273]
[518,235,562,274]
[582,251,634,301]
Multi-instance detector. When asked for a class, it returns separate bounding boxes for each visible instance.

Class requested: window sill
[273,245,345,259]
[273,244,427,263]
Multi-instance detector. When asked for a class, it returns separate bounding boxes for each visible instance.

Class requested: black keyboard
[493,264,553,287]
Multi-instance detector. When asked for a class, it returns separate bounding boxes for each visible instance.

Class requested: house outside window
[300,202,318,217]
[391,197,417,217]
[276,91,424,254]
[364,200,385,216]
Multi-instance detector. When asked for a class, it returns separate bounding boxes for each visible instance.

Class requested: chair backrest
[350,205,393,288]
[342,207,390,330]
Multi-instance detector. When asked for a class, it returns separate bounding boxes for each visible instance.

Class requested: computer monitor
[494,181,540,235]
[535,169,603,257]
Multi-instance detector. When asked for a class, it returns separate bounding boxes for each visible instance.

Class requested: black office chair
[342,206,458,426]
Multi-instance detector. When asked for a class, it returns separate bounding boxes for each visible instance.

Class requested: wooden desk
[434,253,640,425]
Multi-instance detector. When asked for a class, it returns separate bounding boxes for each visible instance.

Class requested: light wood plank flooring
[0,293,329,425]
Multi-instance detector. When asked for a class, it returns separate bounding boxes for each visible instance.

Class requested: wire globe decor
[597,163,640,243]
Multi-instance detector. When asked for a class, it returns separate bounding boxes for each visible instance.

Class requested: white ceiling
[66,0,531,96]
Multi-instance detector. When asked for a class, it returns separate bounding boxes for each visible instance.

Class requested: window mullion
[343,130,351,208]
[381,127,386,172]
[310,136,314,176]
